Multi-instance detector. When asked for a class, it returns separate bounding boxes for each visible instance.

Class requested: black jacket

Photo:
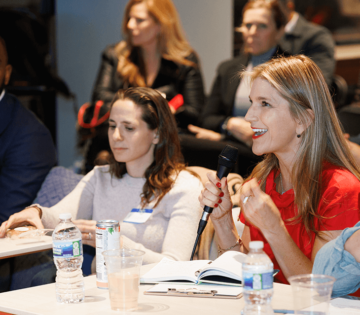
[200,46,288,132]
[90,44,205,128]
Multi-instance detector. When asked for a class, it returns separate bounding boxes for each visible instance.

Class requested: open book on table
[140,251,246,286]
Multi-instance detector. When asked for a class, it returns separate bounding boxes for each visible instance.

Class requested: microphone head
[218,145,239,169]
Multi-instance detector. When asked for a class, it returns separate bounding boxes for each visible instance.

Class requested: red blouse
[240,162,360,284]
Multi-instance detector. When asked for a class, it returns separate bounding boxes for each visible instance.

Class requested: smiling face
[126,2,161,47]
[241,8,284,56]
[245,77,303,161]
[108,99,158,177]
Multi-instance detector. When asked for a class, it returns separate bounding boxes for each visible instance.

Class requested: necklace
[279,173,285,195]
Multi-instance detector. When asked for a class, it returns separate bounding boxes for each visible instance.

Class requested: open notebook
[141,251,246,286]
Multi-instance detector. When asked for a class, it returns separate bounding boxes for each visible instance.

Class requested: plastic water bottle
[53,213,84,303]
[242,241,274,315]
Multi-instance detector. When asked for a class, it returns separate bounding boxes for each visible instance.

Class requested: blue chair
[34,166,95,276]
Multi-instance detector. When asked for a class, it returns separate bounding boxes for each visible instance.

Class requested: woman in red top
[199,55,360,284]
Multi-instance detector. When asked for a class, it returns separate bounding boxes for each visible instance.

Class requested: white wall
[56,0,232,167]
[173,0,232,93]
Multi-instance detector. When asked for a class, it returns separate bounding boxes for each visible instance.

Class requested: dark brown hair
[242,0,288,30]
[108,87,192,208]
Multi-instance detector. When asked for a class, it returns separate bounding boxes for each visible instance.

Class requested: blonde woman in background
[81,0,205,172]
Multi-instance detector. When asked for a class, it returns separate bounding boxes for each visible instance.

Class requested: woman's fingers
[240,178,262,204]
[187,124,201,135]
[0,208,41,238]
[0,221,8,237]
[77,225,96,234]
[73,219,96,247]
[24,218,44,230]
[199,188,218,208]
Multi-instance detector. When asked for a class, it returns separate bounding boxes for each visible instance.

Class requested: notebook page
[141,258,211,283]
[200,251,247,279]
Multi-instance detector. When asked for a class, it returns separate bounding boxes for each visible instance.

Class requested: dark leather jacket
[200,46,289,132]
[91,44,205,128]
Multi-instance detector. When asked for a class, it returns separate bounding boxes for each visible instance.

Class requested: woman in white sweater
[0,87,203,264]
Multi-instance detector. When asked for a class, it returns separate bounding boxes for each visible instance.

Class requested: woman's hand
[227,117,253,146]
[73,219,96,247]
[198,172,233,221]
[188,125,222,141]
[0,208,44,238]
[241,178,283,237]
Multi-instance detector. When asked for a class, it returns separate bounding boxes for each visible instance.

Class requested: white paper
[140,258,210,283]
[302,298,360,315]
[200,251,246,280]
[329,298,360,315]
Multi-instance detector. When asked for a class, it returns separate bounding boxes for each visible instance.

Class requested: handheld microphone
[190,145,239,260]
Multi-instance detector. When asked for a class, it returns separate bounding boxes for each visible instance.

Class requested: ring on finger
[243,196,251,205]
[89,232,92,240]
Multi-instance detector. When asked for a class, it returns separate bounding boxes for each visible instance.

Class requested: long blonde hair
[245,55,360,236]
[115,0,195,87]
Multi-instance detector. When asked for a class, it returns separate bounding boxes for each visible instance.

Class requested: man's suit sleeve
[0,110,57,224]
[304,28,335,86]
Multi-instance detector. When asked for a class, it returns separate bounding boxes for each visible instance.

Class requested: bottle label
[53,239,82,258]
[243,271,273,290]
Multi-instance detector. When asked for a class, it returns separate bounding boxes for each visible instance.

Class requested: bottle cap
[249,241,264,249]
[59,213,72,220]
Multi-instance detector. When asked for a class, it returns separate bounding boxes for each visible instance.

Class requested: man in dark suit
[0,36,57,292]
[0,37,57,225]
[278,0,335,86]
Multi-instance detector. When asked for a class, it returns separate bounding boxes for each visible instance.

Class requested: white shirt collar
[285,12,299,34]
[0,89,5,102]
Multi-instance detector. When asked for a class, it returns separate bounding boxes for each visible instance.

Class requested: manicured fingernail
[214,204,218,208]
[218,199,222,204]
[216,182,221,188]
[219,192,224,197]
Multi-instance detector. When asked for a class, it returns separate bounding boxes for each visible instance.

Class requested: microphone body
[190,145,239,260]
[199,163,232,225]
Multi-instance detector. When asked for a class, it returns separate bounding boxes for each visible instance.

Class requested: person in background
[345,133,360,167]
[199,55,360,284]
[278,0,335,86]
[183,0,288,177]
[0,36,57,292]
[80,0,205,173]
[0,87,203,267]
[313,222,360,297]
[0,36,57,225]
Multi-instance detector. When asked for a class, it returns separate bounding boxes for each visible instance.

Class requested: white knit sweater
[41,166,203,264]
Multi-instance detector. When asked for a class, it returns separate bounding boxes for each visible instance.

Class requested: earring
[297,134,301,138]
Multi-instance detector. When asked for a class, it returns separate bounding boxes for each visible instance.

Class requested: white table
[0,264,294,315]
[0,264,359,315]
[0,236,53,259]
